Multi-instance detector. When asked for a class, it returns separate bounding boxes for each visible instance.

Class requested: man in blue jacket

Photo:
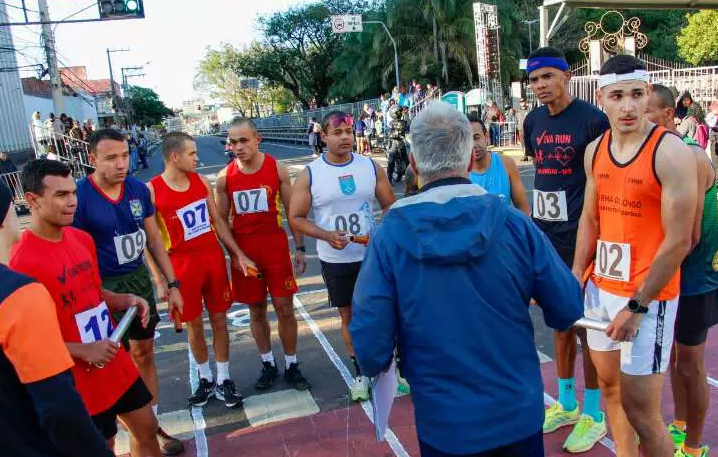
[350,101,584,457]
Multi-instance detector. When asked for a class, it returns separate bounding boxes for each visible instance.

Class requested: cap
[0,181,12,223]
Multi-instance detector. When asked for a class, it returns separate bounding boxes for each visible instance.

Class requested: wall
[23,94,99,130]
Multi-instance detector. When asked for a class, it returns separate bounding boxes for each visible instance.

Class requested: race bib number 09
[233,188,269,215]
[594,240,631,282]
[75,301,114,343]
[177,199,211,241]
[114,229,146,265]
[334,212,365,236]
[533,190,568,222]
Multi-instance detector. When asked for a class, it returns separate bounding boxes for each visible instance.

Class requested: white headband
[598,70,650,89]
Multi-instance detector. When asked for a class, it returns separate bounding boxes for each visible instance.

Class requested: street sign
[331,15,363,33]
[240,78,259,90]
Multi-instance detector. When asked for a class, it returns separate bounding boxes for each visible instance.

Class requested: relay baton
[247,265,264,280]
[172,307,183,333]
[95,306,138,369]
[349,234,370,245]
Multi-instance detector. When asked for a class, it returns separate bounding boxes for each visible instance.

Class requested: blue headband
[526,56,569,73]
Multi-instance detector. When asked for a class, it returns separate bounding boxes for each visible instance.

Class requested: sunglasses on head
[328,114,354,129]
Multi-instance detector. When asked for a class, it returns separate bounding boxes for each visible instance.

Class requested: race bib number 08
[177,199,211,241]
[594,240,631,282]
[533,190,568,222]
[334,212,365,236]
[113,229,146,265]
[233,188,269,215]
[75,301,114,343]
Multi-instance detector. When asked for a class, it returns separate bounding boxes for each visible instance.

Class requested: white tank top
[307,153,377,263]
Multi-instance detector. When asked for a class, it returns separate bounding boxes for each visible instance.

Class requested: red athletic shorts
[171,245,232,323]
[231,230,297,305]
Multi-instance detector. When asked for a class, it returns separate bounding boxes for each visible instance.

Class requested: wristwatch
[627,297,648,314]
[296,246,306,253]
[167,280,181,290]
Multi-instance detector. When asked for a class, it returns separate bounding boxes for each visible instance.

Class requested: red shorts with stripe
[231,230,297,305]
[171,244,232,322]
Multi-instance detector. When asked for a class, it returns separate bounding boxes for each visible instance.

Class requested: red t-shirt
[9,227,139,415]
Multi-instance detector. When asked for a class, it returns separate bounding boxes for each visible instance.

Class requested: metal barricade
[28,123,94,178]
[1,171,26,207]
[488,121,518,148]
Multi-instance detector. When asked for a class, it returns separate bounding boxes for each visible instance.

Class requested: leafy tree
[124,86,173,126]
[678,10,718,65]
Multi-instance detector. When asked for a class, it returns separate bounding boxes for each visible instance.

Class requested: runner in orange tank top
[147,132,255,409]
[572,55,697,457]
[215,117,311,392]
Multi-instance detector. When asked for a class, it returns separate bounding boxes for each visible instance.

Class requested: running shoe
[215,379,243,408]
[255,361,279,390]
[675,445,710,457]
[543,401,580,433]
[188,378,215,407]
[284,362,311,391]
[563,413,607,453]
[669,424,687,450]
[157,427,184,456]
[351,375,371,402]
[396,366,410,394]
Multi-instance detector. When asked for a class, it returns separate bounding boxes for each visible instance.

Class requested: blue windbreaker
[350,178,583,454]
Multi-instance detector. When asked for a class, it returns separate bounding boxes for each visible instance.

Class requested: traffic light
[98,0,144,20]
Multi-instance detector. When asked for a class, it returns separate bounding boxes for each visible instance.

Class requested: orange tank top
[225,153,283,237]
[150,172,220,255]
[589,125,679,300]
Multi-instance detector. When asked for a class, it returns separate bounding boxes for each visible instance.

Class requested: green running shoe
[675,445,709,457]
[563,413,607,453]
[543,401,580,433]
[669,424,687,450]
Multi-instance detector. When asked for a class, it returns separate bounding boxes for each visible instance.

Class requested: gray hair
[409,101,473,183]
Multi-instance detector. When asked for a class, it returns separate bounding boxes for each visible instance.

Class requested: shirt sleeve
[141,181,155,218]
[72,186,88,232]
[523,114,534,156]
[0,283,74,384]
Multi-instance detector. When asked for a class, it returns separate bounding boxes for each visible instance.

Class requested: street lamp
[521,19,539,54]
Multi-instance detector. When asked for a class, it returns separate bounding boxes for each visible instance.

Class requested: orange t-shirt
[589,125,679,300]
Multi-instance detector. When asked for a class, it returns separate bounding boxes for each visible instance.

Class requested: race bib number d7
[177,199,211,241]
[533,190,568,222]
[594,240,631,282]
[113,229,146,265]
[75,301,114,343]
[333,212,365,236]
[233,188,269,215]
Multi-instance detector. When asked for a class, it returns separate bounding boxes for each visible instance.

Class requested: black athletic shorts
[320,261,362,308]
[102,265,160,344]
[675,290,718,346]
[91,377,153,440]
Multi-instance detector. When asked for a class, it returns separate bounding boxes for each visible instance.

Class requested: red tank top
[225,154,283,237]
[150,172,219,255]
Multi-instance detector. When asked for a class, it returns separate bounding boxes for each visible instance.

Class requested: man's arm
[144,183,166,298]
[690,148,712,249]
[371,159,396,212]
[349,232,397,377]
[277,163,305,247]
[571,138,601,280]
[144,214,183,315]
[502,156,530,216]
[215,168,231,223]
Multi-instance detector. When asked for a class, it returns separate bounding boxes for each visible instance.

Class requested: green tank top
[681,173,718,296]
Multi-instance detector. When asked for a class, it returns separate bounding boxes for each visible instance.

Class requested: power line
[0,1,40,13]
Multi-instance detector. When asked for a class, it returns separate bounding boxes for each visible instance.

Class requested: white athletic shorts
[583,279,678,376]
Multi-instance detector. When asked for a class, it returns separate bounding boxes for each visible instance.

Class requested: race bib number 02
[75,301,114,343]
[334,212,365,236]
[233,188,269,215]
[113,229,146,265]
[594,240,631,282]
[177,199,211,241]
[533,190,568,222]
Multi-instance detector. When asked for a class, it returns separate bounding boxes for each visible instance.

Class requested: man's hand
[80,341,120,365]
[154,279,168,301]
[294,250,307,276]
[325,231,350,250]
[232,252,257,277]
[167,288,184,321]
[124,294,150,329]
[606,307,643,342]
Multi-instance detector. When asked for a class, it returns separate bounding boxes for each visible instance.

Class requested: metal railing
[259,127,311,145]
[29,124,94,178]
[488,121,519,148]
[254,99,383,129]
[1,171,26,207]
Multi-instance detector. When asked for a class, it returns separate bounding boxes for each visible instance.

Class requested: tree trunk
[440,42,449,84]
[433,10,439,64]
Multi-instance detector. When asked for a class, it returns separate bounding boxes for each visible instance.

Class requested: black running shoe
[255,361,279,390]
[188,378,215,407]
[284,363,311,391]
[215,379,243,408]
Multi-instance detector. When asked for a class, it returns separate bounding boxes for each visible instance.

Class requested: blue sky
[5,0,314,107]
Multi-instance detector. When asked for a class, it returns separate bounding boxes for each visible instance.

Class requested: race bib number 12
[177,199,211,241]
[113,229,146,265]
[533,190,568,222]
[594,240,631,282]
[75,301,114,343]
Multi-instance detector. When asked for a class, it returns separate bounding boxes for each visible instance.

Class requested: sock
[285,354,297,369]
[350,356,362,377]
[261,351,276,366]
[216,361,230,384]
[557,378,577,411]
[152,404,158,416]
[683,445,703,457]
[673,419,687,431]
[583,388,602,422]
[197,361,213,382]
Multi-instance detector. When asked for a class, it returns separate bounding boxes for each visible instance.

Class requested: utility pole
[121,66,146,126]
[38,0,63,114]
[521,20,539,54]
[107,48,129,126]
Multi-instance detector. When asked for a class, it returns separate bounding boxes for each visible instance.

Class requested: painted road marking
[115,409,195,455]
[188,349,209,456]
[243,389,320,427]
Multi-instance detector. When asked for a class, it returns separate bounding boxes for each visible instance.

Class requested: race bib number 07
[594,240,631,282]
[533,190,568,222]
[113,229,146,265]
[177,199,211,241]
[75,301,114,343]
[233,188,269,215]
[334,212,365,236]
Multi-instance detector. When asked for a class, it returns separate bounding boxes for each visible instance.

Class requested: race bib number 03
[533,190,568,222]
[113,229,146,265]
[233,188,269,215]
[177,199,211,241]
[334,212,365,236]
[594,240,631,282]
[75,301,114,343]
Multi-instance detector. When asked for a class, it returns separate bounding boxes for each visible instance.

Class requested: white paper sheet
[371,358,398,442]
